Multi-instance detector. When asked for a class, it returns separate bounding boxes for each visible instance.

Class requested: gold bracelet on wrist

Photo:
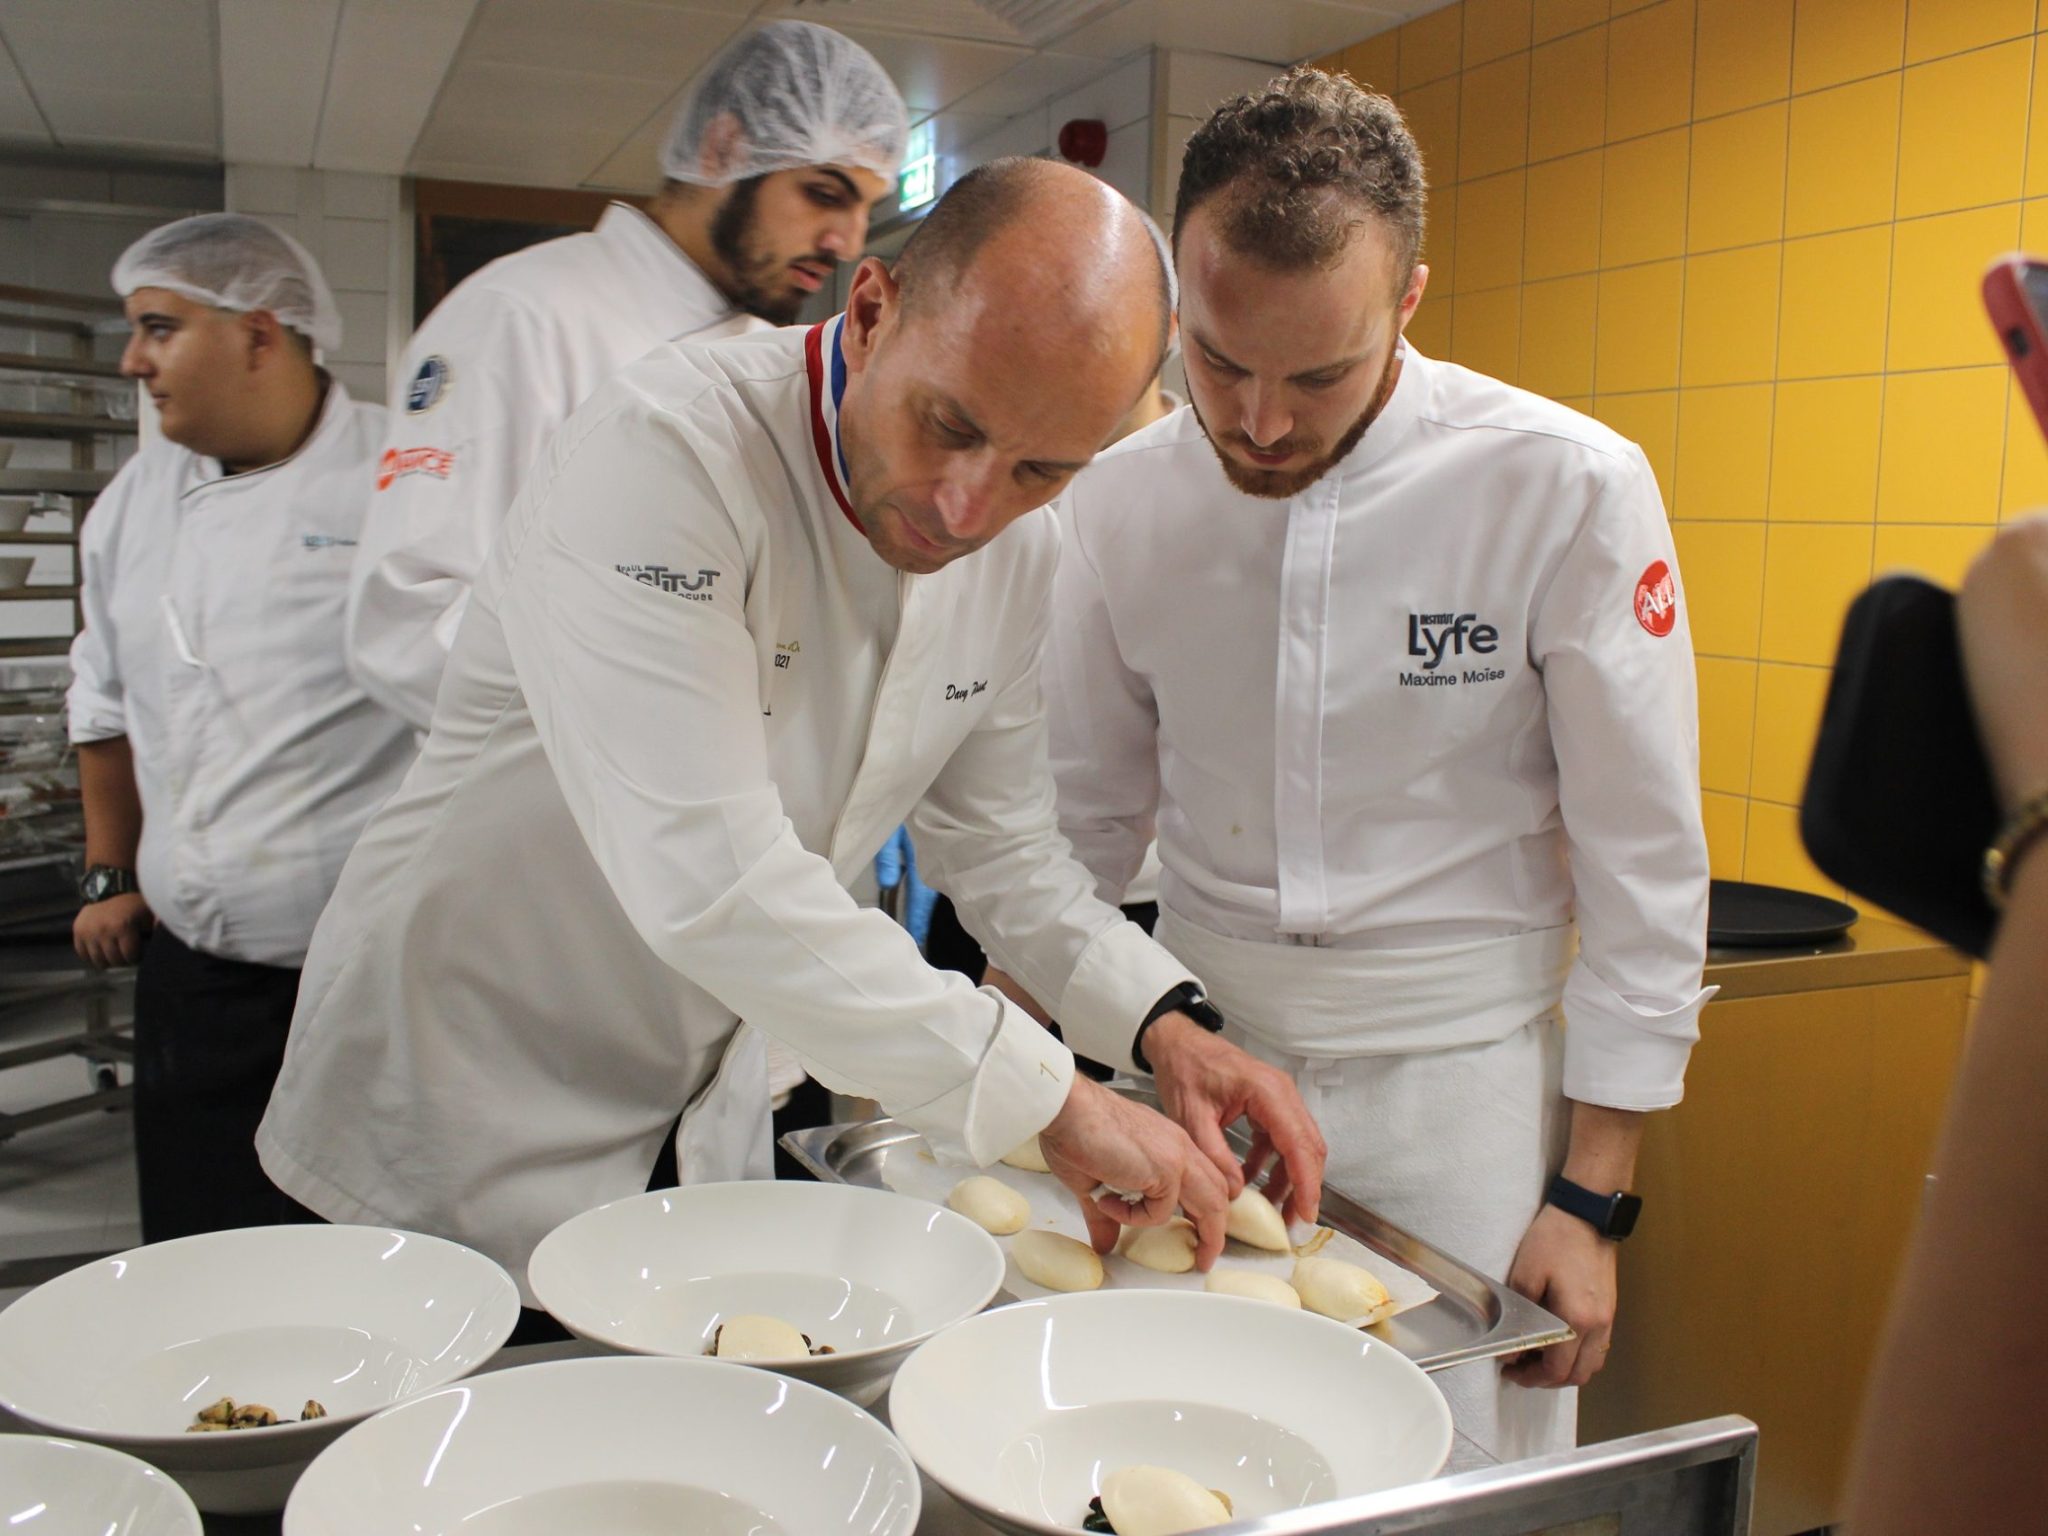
[1984,787,2048,910]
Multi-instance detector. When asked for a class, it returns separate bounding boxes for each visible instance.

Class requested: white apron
[1155,908,1578,1460]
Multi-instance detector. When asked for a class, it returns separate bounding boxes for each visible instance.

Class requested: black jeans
[131,924,309,1244]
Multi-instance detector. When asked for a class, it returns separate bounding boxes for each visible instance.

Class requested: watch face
[81,869,109,902]
[1610,1193,1644,1240]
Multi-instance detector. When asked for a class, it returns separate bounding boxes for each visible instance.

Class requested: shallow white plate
[283,1353,921,1536]
[0,1435,203,1536]
[528,1180,1004,1405]
[0,1225,520,1514]
[889,1289,1454,1535]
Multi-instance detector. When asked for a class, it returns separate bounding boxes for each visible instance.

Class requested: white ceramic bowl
[528,1180,1005,1405]
[284,1353,921,1536]
[889,1290,1455,1536]
[0,1225,521,1514]
[0,1435,203,1536]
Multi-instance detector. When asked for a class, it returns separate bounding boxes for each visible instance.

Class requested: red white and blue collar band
[805,314,862,534]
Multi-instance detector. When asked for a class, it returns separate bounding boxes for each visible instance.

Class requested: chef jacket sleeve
[493,389,1074,1168]
[347,293,558,732]
[1532,446,1715,1111]
[66,463,135,743]
[1037,494,1162,905]
[909,562,1199,1078]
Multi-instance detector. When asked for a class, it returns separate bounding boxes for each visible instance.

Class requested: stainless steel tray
[781,1093,1570,1375]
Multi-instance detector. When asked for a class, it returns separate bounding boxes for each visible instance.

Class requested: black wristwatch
[1546,1175,1642,1241]
[1131,982,1225,1073]
[79,865,138,904]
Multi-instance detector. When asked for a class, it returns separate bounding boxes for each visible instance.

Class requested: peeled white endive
[713,1313,810,1361]
[1120,1217,1198,1274]
[948,1174,1029,1234]
[1099,1466,1233,1535]
[999,1136,1051,1173]
[1203,1269,1301,1308]
[1292,1255,1396,1326]
[1224,1187,1290,1251]
[1012,1229,1104,1291]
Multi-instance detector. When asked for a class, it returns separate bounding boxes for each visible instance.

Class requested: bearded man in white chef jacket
[1014,70,1713,1459]
[68,215,414,1243]
[257,159,1327,1322]
[350,20,908,733]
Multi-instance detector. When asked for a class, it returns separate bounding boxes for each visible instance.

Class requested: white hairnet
[111,213,342,354]
[661,21,908,188]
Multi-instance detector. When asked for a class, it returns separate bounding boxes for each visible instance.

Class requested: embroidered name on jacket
[1402,611,1507,690]
[617,564,720,600]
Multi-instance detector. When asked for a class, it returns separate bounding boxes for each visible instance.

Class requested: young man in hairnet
[69,215,413,1241]
[1012,69,1711,1459]
[257,161,1327,1328]
[349,19,909,732]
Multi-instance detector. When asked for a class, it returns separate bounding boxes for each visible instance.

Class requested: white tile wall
[224,164,408,409]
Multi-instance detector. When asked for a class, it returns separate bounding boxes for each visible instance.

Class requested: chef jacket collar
[178,372,354,500]
[805,312,863,534]
[1323,338,1427,489]
[595,201,740,344]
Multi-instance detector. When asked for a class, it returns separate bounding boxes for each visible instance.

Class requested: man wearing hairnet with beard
[69,215,414,1240]
[348,19,908,733]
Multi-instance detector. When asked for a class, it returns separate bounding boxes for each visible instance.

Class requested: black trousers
[131,924,309,1244]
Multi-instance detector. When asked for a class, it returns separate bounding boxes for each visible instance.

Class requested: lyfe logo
[1407,611,1500,670]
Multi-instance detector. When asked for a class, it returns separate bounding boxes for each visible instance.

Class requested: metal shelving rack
[0,281,133,1137]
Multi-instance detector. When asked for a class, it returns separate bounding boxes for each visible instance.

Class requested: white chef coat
[258,317,1197,1285]
[348,201,762,730]
[66,381,414,967]
[1047,345,1711,1112]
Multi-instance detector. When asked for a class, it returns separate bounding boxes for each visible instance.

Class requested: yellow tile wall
[1315,0,2045,901]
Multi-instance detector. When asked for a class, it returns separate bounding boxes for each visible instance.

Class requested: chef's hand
[1039,1073,1232,1266]
[1143,1013,1327,1228]
[74,892,152,970]
[1502,1204,1618,1389]
[1958,514,2048,809]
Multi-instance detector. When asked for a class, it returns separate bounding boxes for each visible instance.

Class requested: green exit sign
[900,119,937,213]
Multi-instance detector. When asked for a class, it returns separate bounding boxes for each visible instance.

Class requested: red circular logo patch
[1634,560,1677,638]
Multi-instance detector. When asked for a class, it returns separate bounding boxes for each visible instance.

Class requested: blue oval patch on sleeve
[405,354,451,414]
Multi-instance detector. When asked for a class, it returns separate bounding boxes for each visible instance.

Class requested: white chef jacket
[1047,346,1711,1110]
[66,382,414,967]
[258,318,1198,1282]
[348,201,762,730]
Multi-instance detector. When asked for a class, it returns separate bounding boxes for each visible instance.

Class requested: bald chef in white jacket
[1027,70,1712,1459]
[70,215,412,1242]
[350,20,908,731]
[258,159,1326,1313]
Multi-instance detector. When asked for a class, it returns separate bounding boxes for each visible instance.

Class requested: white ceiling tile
[219,0,341,166]
[316,0,479,174]
[583,103,675,191]
[0,0,214,90]
[413,59,675,184]
[1037,0,1154,58]
[826,25,1029,112]
[40,87,216,153]
[0,41,51,145]
[943,49,1109,119]
[466,0,746,82]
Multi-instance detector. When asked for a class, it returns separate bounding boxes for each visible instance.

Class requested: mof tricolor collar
[805,315,864,535]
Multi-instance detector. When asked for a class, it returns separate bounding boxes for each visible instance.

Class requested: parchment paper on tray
[881,1143,1439,1317]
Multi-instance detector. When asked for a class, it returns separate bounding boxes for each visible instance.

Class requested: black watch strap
[1131,982,1224,1074]
[79,865,138,903]
[1546,1174,1643,1241]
